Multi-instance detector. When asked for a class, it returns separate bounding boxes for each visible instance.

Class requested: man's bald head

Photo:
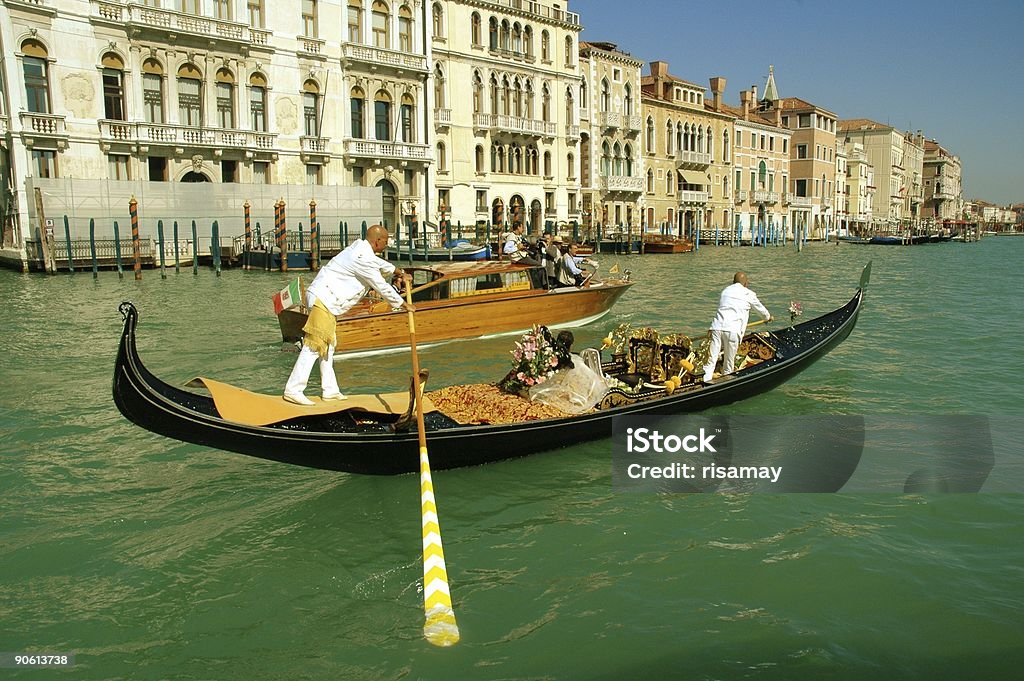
[733,271,749,287]
[366,224,390,254]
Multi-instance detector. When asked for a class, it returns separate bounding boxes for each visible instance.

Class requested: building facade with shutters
[0,0,434,248]
[639,62,735,237]
[429,0,583,236]
[577,41,643,238]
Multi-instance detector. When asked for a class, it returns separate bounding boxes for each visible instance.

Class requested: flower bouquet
[498,325,566,396]
[788,300,803,325]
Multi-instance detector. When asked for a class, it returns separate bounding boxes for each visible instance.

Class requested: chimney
[775,107,782,127]
[750,84,758,102]
[709,76,726,112]
[739,89,750,121]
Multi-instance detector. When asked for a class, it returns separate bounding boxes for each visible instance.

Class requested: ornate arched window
[141,58,164,123]
[371,0,391,48]
[177,63,204,127]
[374,89,392,141]
[350,86,365,138]
[434,63,445,109]
[431,3,443,39]
[249,72,268,132]
[101,52,126,121]
[471,12,481,46]
[215,67,236,129]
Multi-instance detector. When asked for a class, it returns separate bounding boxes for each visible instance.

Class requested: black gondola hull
[113,279,866,475]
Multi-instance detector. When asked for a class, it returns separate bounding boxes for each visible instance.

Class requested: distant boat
[642,235,695,253]
[387,239,490,261]
[867,235,907,245]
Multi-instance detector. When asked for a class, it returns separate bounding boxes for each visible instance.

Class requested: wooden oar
[403,282,460,647]
[747,317,772,329]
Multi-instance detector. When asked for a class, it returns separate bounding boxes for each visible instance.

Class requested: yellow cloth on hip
[302,298,337,360]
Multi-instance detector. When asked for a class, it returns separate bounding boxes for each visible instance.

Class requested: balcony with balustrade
[98,120,277,155]
[343,139,431,163]
[676,149,711,169]
[598,174,643,193]
[753,190,779,205]
[596,111,621,130]
[7,0,55,15]
[298,36,327,59]
[91,1,272,53]
[678,190,708,205]
[788,194,812,208]
[342,43,428,73]
[623,115,642,133]
[474,114,555,137]
[19,112,69,148]
[734,190,748,204]
[434,108,452,129]
[300,136,332,161]
[565,124,580,142]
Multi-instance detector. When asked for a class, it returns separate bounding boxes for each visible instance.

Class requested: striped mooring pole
[129,195,142,280]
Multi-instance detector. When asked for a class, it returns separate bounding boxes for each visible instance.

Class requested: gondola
[113,264,870,475]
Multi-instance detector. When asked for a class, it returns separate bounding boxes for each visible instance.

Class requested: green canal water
[1,239,1022,679]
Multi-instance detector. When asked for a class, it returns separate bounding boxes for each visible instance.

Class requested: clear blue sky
[577,0,1024,205]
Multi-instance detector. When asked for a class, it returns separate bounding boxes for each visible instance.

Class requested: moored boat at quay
[276,260,633,353]
[641,235,695,254]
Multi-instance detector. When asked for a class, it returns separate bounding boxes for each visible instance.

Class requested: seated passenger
[555,242,595,287]
[502,223,541,266]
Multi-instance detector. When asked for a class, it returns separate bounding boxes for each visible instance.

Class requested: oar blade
[424,604,460,647]
[419,446,460,647]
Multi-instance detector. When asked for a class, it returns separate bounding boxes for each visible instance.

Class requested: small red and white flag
[272,278,302,314]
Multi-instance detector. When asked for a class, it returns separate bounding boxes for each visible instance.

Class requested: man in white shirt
[502,223,541,266]
[283,224,410,405]
[701,271,772,383]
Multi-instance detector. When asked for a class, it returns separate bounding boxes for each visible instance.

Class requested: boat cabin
[403,262,547,304]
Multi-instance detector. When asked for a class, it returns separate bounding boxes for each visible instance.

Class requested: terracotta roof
[837,118,893,132]
[776,97,837,117]
[718,102,783,129]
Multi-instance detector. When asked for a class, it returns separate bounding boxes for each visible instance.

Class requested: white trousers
[702,329,741,382]
[283,292,341,397]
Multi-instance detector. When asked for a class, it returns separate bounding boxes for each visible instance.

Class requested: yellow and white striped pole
[419,447,460,646]
[404,279,460,647]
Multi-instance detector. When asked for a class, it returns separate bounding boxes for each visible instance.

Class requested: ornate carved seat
[659,333,695,382]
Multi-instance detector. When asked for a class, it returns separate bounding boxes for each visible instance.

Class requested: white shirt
[709,282,770,336]
[503,232,525,259]
[307,239,404,315]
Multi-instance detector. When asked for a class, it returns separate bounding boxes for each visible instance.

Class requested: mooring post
[89,218,98,278]
[279,198,288,273]
[157,219,166,279]
[212,220,221,275]
[309,199,319,271]
[63,215,74,273]
[191,219,199,274]
[173,220,180,274]
[129,195,142,280]
[113,220,124,279]
[243,200,252,271]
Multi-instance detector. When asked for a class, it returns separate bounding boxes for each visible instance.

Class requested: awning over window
[678,170,705,185]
